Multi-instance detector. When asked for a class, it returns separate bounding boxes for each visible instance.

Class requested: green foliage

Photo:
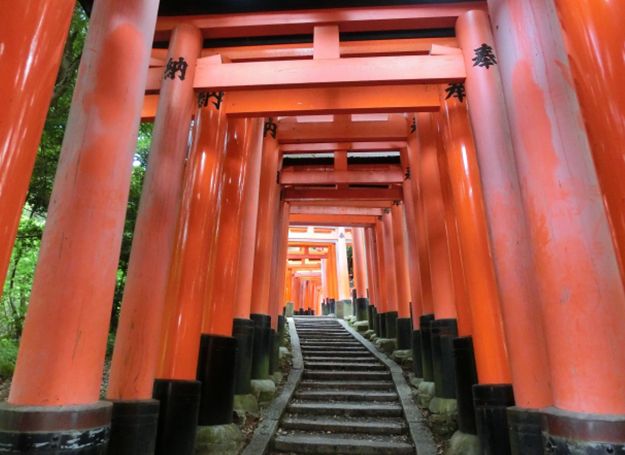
[0,339,18,378]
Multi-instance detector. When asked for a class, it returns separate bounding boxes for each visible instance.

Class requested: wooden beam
[290,200,395,208]
[277,115,408,144]
[289,213,379,227]
[153,3,487,40]
[283,187,402,201]
[194,54,464,91]
[280,166,404,185]
[144,54,464,92]
[281,142,405,153]
[223,85,439,117]
[290,206,384,216]
[151,37,458,62]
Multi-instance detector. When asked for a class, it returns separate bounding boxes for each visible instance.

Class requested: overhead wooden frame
[145,54,464,92]
[152,3,487,40]
[277,115,409,144]
[289,213,379,227]
[281,142,405,153]
[290,206,384,216]
[283,187,402,202]
[141,85,438,120]
[280,165,405,185]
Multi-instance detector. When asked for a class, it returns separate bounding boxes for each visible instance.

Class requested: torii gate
[1,1,625,455]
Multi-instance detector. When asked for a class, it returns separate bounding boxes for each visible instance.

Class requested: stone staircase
[271,317,415,454]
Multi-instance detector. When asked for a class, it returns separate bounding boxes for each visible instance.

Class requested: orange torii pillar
[336,227,352,318]
[437,90,514,450]
[414,113,458,387]
[198,117,263,427]
[267,201,290,373]
[325,243,339,315]
[400,144,428,377]
[351,227,370,321]
[456,10,552,452]
[228,116,264,398]
[0,1,73,295]
[373,219,389,336]
[249,121,281,379]
[488,0,625,451]
[381,211,400,340]
[272,202,290,332]
[403,129,436,380]
[1,1,159,452]
[390,203,413,350]
[106,24,202,454]
[364,226,381,328]
[152,93,230,455]
[554,1,625,286]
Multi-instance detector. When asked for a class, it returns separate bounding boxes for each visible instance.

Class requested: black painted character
[445,82,466,103]
[164,57,189,80]
[472,43,498,69]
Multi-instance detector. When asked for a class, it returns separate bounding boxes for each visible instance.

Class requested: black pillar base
[328,299,336,314]
[368,304,375,329]
[419,314,435,382]
[542,407,625,454]
[355,297,369,321]
[386,311,398,339]
[108,400,159,455]
[250,313,271,380]
[507,406,543,455]
[396,317,412,350]
[196,334,237,426]
[0,401,112,454]
[269,329,279,374]
[378,312,387,338]
[152,379,201,455]
[411,330,423,377]
[277,315,286,339]
[453,336,478,435]
[431,319,458,399]
[232,318,255,395]
[473,384,515,455]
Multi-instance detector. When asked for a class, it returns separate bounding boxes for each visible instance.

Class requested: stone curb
[242,317,302,455]
[339,319,438,455]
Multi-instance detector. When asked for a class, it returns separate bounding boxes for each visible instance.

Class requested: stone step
[300,350,370,357]
[288,401,403,417]
[273,433,414,454]
[298,380,395,391]
[303,356,376,362]
[295,390,398,402]
[304,361,386,371]
[303,370,391,380]
[280,416,407,435]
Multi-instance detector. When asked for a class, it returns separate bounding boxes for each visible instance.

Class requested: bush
[0,338,18,378]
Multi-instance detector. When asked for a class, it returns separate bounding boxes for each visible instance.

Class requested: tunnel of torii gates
[1,0,625,454]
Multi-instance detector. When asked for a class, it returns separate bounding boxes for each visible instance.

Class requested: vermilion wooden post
[109,24,204,454]
[390,203,413,349]
[381,211,400,339]
[456,9,552,452]
[373,220,389,336]
[0,0,74,294]
[415,113,457,321]
[197,117,263,428]
[352,227,370,321]
[2,0,159,452]
[405,133,434,317]
[108,23,202,400]
[437,91,514,451]
[554,0,625,285]
[249,122,281,379]
[336,227,351,307]
[488,0,625,451]
[156,99,229,383]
